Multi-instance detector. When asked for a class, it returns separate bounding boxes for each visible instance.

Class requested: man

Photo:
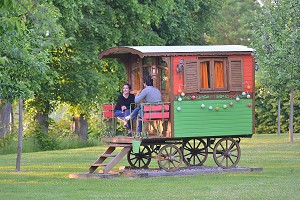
[125,75,162,134]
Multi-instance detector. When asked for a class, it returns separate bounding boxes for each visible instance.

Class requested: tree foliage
[252,0,300,93]
[211,0,260,45]
[1,0,224,141]
[0,0,66,102]
[252,0,300,141]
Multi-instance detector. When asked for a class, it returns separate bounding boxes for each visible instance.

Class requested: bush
[255,82,300,134]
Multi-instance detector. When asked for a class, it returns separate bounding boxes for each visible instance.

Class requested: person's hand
[121,105,127,111]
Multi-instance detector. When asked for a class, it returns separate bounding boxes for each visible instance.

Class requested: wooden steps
[89,143,132,174]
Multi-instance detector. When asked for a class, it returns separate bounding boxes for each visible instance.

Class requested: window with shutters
[183,57,243,93]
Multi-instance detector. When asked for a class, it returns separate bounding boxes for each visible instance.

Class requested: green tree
[0,0,66,135]
[0,0,67,170]
[252,0,300,142]
[210,0,260,45]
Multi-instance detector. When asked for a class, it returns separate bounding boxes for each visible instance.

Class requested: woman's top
[114,93,135,111]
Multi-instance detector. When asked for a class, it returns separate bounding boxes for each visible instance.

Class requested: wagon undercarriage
[90,136,243,174]
[128,137,242,171]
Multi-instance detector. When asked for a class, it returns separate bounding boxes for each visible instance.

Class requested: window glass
[214,61,225,88]
[160,66,168,90]
[200,61,210,88]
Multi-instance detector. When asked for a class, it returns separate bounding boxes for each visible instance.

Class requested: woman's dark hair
[143,75,153,86]
[123,83,131,90]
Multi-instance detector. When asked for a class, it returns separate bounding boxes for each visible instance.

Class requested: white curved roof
[125,45,253,53]
[98,45,253,59]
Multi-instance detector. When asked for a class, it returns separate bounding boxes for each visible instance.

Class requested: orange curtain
[200,62,209,88]
[214,61,224,88]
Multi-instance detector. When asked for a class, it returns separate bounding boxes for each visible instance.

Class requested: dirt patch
[69,166,263,179]
[120,166,263,178]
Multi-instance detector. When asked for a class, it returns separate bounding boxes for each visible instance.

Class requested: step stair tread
[90,163,107,167]
[109,144,132,147]
[101,153,117,157]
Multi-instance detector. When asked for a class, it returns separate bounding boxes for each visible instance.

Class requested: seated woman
[113,83,135,135]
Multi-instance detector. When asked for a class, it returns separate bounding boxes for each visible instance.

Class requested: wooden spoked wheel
[182,138,208,166]
[213,138,241,169]
[157,144,183,172]
[127,145,151,169]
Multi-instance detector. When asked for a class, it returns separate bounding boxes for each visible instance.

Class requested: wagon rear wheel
[182,138,208,166]
[213,138,241,169]
[157,144,183,172]
[127,145,151,169]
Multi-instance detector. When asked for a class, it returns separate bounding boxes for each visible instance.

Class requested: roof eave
[98,46,144,59]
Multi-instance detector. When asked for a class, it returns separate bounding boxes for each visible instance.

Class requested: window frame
[198,58,228,92]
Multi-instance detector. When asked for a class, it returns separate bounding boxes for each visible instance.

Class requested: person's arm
[115,95,122,110]
[134,88,148,103]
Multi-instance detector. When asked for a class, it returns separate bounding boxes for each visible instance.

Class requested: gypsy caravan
[89,45,255,173]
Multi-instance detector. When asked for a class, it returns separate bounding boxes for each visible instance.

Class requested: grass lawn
[0,134,299,200]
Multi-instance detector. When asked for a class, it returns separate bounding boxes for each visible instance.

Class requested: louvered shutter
[184,59,199,93]
[229,58,243,91]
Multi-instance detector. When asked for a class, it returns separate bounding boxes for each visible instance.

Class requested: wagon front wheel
[213,138,241,169]
[127,145,151,169]
[157,144,183,172]
[182,138,208,166]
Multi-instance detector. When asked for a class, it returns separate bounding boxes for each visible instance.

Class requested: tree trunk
[289,86,294,143]
[73,114,88,141]
[79,114,88,141]
[0,102,12,137]
[16,98,23,172]
[277,98,280,136]
[73,115,80,135]
[36,112,49,133]
[10,104,14,133]
[35,101,50,133]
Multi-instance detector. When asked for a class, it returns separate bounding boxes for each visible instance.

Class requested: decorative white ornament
[181,92,185,97]
[242,92,246,96]
[236,97,240,101]
[209,106,213,110]
[178,97,182,102]
[201,104,205,108]
[247,94,251,99]
[177,107,182,111]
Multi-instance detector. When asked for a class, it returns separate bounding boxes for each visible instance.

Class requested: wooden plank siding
[173,99,252,137]
[173,56,196,95]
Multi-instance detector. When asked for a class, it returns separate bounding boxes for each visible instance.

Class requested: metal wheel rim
[157,144,183,172]
[127,145,151,169]
[213,138,241,169]
[182,138,208,166]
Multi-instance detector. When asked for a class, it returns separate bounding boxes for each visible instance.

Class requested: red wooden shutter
[184,59,199,93]
[229,58,243,91]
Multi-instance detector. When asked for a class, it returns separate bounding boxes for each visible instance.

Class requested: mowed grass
[0,134,299,200]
